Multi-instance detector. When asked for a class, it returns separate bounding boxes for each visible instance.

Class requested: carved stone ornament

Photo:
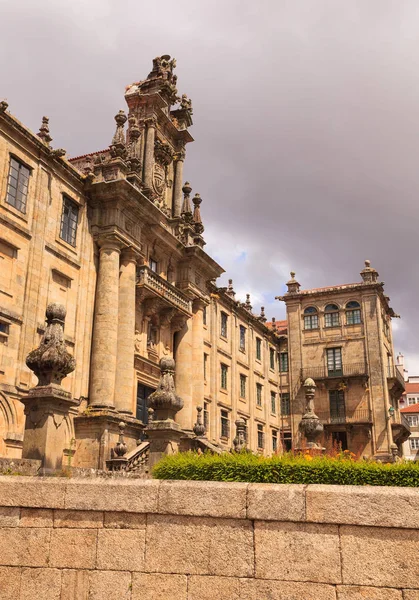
[233,419,247,452]
[193,406,206,437]
[298,378,324,449]
[26,303,76,387]
[147,357,184,420]
[152,162,166,197]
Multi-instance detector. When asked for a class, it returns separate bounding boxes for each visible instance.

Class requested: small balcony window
[149,258,158,273]
[304,306,319,330]
[346,301,361,325]
[324,304,340,328]
[326,347,342,376]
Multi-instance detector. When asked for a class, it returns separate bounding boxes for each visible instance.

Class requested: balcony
[391,412,411,444]
[301,362,368,381]
[136,267,192,316]
[317,408,372,426]
[387,366,405,397]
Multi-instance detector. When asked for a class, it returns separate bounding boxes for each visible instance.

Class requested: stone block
[49,529,97,569]
[240,579,338,600]
[188,576,241,600]
[0,528,50,567]
[104,511,146,529]
[158,480,247,519]
[0,506,20,526]
[0,477,65,508]
[88,570,132,600]
[0,566,21,599]
[405,592,419,600]
[54,509,103,528]
[97,529,145,571]
[64,479,159,513]
[341,525,419,588]
[307,485,419,528]
[254,521,341,583]
[132,573,187,600]
[337,586,402,599]
[20,568,61,600]
[20,508,53,528]
[145,514,253,577]
[61,569,89,600]
[247,483,306,521]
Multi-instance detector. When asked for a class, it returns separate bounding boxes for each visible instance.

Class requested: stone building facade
[0,56,407,467]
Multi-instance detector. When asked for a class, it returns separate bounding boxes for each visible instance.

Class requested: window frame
[269,347,275,370]
[256,337,262,361]
[220,409,230,439]
[220,363,228,390]
[280,393,290,416]
[256,382,263,407]
[346,301,361,325]
[59,195,80,247]
[324,304,340,328]
[326,347,343,376]
[303,306,319,330]
[239,373,247,399]
[220,312,228,338]
[272,430,278,453]
[5,155,31,214]
[257,424,265,449]
[270,391,276,414]
[410,438,419,450]
[279,352,289,373]
[239,325,246,352]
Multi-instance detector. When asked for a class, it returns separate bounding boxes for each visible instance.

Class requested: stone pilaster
[115,248,137,414]
[174,318,193,430]
[89,238,121,408]
[143,117,156,190]
[192,300,205,416]
[172,151,185,217]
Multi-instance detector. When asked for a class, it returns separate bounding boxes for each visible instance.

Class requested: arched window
[324,304,340,328]
[304,306,318,330]
[346,301,361,325]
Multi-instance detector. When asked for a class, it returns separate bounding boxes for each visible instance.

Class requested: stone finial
[0,100,8,113]
[181,182,193,222]
[233,419,247,452]
[110,110,127,159]
[180,94,193,113]
[112,421,128,458]
[360,259,379,283]
[148,407,155,423]
[193,406,206,437]
[245,294,252,312]
[298,378,324,449]
[148,55,177,81]
[37,116,52,145]
[259,306,267,323]
[127,114,142,173]
[226,279,235,299]
[147,357,184,420]
[192,194,204,234]
[286,271,300,294]
[26,303,75,387]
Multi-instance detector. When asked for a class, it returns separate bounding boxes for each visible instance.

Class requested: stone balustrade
[0,477,418,598]
[136,266,192,315]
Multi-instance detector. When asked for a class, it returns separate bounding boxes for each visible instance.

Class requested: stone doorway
[136,384,155,424]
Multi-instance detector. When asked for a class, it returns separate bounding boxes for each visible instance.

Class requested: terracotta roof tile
[400,403,419,413]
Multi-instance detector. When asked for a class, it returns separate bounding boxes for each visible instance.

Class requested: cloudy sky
[1,0,418,372]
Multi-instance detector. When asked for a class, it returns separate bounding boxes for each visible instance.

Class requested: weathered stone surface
[64,479,159,512]
[49,529,97,569]
[145,514,254,577]
[20,568,61,600]
[0,528,50,567]
[88,570,132,600]
[97,529,145,571]
[337,586,402,599]
[404,592,419,600]
[61,569,89,600]
[0,566,21,599]
[20,508,53,528]
[240,579,338,600]
[54,509,103,528]
[132,573,187,600]
[0,477,65,508]
[0,506,20,526]
[158,480,247,519]
[104,511,146,529]
[255,521,341,583]
[341,525,419,588]
[247,483,306,521]
[307,485,419,528]
[188,575,241,600]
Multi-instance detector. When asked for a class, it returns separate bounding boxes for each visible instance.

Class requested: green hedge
[152,451,419,487]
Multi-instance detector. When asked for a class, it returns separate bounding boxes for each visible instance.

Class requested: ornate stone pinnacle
[193,406,206,437]
[360,259,379,283]
[127,114,142,173]
[286,271,301,294]
[245,294,252,311]
[113,421,128,458]
[192,193,204,234]
[26,303,76,387]
[259,306,267,322]
[37,116,52,145]
[110,110,127,159]
[181,182,193,222]
[233,419,247,452]
[298,378,324,449]
[226,279,235,298]
[147,357,184,420]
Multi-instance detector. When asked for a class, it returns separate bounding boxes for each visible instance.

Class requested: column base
[146,419,184,470]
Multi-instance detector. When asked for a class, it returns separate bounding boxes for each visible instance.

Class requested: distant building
[400,377,419,460]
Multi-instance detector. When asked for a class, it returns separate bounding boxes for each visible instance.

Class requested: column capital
[97,235,123,253]
[145,116,158,128]
[120,246,141,263]
[192,298,207,313]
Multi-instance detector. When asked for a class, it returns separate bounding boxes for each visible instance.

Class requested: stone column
[174,318,193,430]
[89,238,121,408]
[143,117,156,189]
[172,150,185,217]
[192,300,205,420]
[115,248,137,414]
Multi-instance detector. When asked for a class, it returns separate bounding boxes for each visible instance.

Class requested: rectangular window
[221,410,230,439]
[60,196,79,247]
[257,424,264,449]
[326,348,342,376]
[279,352,289,372]
[204,353,208,381]
[0,321,10,336]
[272,430,278,453]
[329,390,346,422]
[407,415,418,427]
[325,311,340,327]
[346,309,361,325]
[271,391,276,414]
[239,325,246,351]
[280,393,290,416]
[149,258,158,272]
[256,337,262,360]
[410,438,419,450]
[220,363,228,390]
[304,314,319,330]
[282,431,292,452]
[408,397,418,406]
[256,383,263,407]
[220,312,228,338]
[203,401,209,432]
[203,306,207,326]
[6,156,30,213]
[239,374,247,399]
[270,348,275,370]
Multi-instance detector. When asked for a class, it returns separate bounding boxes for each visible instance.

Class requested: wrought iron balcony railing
[136,267,192,315]
[317,408,372,425]
[301,362,368,381]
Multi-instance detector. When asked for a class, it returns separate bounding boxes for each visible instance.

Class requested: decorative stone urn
[298,378,325,451]
[232,419,247,452]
